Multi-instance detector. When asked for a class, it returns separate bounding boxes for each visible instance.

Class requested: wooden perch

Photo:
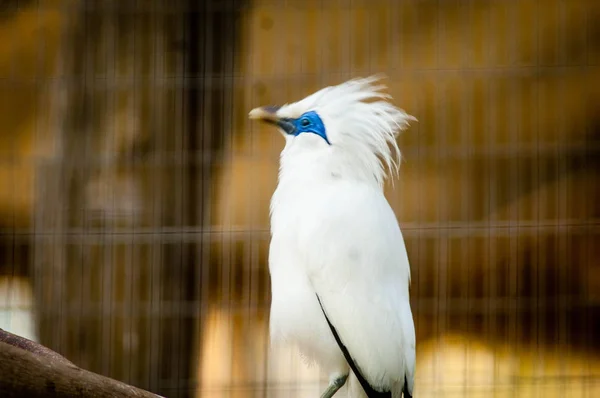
[0,328,163,398]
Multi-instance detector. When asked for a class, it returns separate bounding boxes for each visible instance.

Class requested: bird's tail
[347,374,411,398]
[401,375,412,398]
[346,373,369,398]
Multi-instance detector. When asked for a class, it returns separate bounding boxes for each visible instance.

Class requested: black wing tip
[402,374,412,398]
[316,294,392,398]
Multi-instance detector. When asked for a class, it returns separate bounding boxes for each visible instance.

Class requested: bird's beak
[248,105,296,135]
[248,106,281,125]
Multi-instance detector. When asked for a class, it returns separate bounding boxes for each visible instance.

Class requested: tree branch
[0,328,163,398]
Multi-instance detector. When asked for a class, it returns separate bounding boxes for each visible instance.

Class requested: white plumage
[249,76,416,397]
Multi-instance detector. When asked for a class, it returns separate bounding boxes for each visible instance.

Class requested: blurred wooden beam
[0,328,162,398]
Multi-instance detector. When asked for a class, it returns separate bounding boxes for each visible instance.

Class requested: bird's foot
[319,374,348,398]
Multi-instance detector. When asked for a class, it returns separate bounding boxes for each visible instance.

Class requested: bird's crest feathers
[278,75,416,187]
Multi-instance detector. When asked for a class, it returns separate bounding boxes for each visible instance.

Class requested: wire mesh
[0,0,598,397]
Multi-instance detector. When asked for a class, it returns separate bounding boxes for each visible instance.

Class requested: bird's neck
[278,150,384,191]
[271,152,384,228]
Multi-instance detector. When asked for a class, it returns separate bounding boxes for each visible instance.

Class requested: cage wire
[0,0,598,397]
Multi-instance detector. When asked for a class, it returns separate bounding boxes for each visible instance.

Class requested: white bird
[249,76,416,398]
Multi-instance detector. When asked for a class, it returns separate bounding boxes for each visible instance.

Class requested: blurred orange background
[0,1,598,397]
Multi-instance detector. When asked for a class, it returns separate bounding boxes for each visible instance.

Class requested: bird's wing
[302,183,415,395]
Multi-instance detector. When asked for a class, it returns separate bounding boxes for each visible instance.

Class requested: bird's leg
[320,374,348,398]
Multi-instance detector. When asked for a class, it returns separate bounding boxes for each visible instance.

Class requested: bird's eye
[300,118,310,127]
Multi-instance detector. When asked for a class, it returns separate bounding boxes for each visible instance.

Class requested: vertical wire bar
[34,0,67,346]
[235,7,249,391]
[319,0,326,88]
[106,1,118,378]
[99,2,115,377]
[239,0,263,391]
[59,0,79,356]
[159,2,183,390]
[415,6,425,395]
[24,0,46,346]
[263,2,275,392]
[582,2,591,395]
[533,1,541,390]
[262,0,279,389]
[150,0,164,390]
[295,1,304,394]
[217,0,231,314]
[6,0,18,272]
[387,0,399,211]
[202,1,213,394]
[124,3,136,384]
[434,2,448,392]
[94,1,106,370]
[486,2,499,389]
[200,0,213,346]
[345,0,353,82]
[32,0,45,346]
[268,0,285,157]
[556,2,568,395]
[320,3,329,391]
[246,26,261,398]
[4,0,18,332]
[466,0,475,349]
[244,0,262,386]
[174,3,188,393]
[132,2,143,384]
[392,0,401,72]
[243,1,253,313]
[508,1,520,392]
[51,0,66,354]
[186,1,204,395]
[459,2,472,395]
[78,0,91,368]
[411,0,426,391]
[196,2,213,391]
[542,0,553,388]
[366,0,372,75]
[224,0,236,387]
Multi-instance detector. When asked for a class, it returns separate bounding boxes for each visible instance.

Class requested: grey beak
[248,106,296,136]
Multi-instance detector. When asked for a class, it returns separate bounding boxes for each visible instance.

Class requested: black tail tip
[402,375,412,398]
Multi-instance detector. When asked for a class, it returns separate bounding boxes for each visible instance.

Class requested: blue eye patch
[277,111,330,145]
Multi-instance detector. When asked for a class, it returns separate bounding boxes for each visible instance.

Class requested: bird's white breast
[268,178,350,372]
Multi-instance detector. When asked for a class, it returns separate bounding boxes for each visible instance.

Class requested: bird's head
[249,75,416,187]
